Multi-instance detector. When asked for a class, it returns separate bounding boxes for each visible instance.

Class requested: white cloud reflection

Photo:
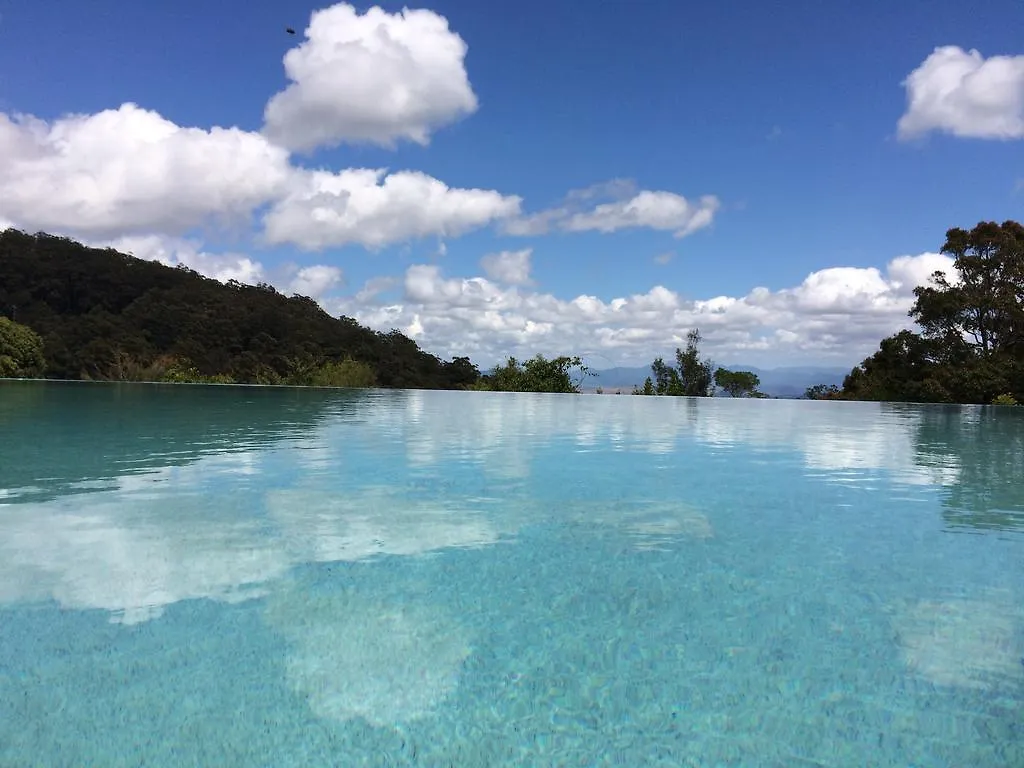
[0,393,966,627]
[369,391,962,487]
[0,491,287,624]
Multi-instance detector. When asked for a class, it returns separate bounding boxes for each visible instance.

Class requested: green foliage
[160,357,236,384]
[74,351,235,383]
[444,356,481,389]
[804,383,842,400]
[841,330,952,402]
[992,393,1019,406]
[636,329,715,397]
[97,352,173,382]
[480,354,592,393]
[0,316,46,377]
[913,221,1024,358]
[841,221,1024,404]
[306,359,377,388]
[676,329,716,396]
[649,356,683,395]
[632,377,657,395]
[713,367,763,398]
[0,229,481,390]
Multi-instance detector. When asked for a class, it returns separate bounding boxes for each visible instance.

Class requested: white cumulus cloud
[0,101,520,253]
[263,3,478,152]
[325,251,957,368]
[0,103,291,240]
[898,46,1024,140]
[262,168,521,250]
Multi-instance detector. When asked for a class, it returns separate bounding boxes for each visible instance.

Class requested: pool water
[0,381,1022,766]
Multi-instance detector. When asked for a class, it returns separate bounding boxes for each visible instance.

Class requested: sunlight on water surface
[1,381,1022,766]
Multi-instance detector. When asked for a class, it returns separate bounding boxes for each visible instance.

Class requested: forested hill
[0,229,479,389]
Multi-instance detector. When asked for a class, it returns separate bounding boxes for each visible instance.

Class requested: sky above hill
[1,0,1022,369]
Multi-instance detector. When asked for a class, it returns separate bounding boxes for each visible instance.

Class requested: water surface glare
[1,380,1022,766]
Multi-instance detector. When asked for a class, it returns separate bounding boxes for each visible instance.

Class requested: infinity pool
[1,381,1021,766]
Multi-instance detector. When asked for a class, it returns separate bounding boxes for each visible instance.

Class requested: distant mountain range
[585,364,851,398]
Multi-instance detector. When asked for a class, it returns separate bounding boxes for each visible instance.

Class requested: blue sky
[1,0,1022,368]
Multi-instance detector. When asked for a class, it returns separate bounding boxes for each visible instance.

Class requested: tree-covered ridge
[0,229,479,389]
[836,221,1023,405]
[3,222,1022,403]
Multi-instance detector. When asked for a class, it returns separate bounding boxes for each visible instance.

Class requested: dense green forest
[0,229,482,389]
[1,221,1021,403]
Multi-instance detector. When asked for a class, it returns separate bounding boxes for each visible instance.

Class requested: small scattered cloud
[480,248,533,286]
[288,265,344,298]
[354,276,399,303]
[503,179,720,240]
[653,251,675,265]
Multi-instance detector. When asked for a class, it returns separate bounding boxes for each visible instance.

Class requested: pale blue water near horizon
[0,380,1022,767]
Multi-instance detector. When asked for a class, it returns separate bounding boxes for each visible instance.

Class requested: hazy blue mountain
[587,364,850,398]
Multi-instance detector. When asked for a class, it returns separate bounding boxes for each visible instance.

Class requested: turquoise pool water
[0,380,1022,766]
